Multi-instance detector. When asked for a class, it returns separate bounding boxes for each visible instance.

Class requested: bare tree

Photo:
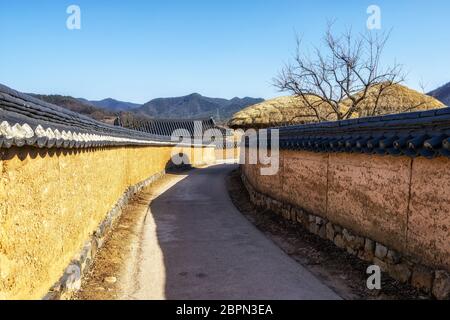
[274,25,405,121]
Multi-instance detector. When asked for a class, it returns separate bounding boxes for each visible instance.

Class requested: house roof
[115,116,224,138]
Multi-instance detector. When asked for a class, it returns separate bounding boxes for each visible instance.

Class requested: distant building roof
[114,116,225,137]
[114,116,238,149]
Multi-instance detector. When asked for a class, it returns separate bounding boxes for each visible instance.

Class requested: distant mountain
[30,92,264,126]
[428,82,450,106]
[136,93,264,123]
[79,98,141,112]
[30,94,118,124]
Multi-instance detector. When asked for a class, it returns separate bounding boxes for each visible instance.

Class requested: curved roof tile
[0,84,208,149]
[259,107,450,159]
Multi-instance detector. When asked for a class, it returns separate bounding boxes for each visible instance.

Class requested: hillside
[136,93,263,123]
[30,94,118,124]
[428,82,450,106]
[79,98,141,112]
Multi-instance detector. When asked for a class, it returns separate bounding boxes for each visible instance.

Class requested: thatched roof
[228,95,339,129]
[229,83,445,129]
[344,83,444,118]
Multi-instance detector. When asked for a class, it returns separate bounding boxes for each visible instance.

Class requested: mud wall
[242,149,450,273]
[0,145,215,300]
[215,146,240,160]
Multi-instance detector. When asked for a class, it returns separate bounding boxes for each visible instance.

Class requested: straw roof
[344,83,444,118]
[228,95,339,129]
[229,83,445,129]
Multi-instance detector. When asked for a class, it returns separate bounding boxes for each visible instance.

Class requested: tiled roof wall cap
[258,107,450,159]
[0,84,209,149]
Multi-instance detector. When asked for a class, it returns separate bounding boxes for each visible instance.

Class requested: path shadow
[145,163,338,300]
[164,152,193,175]
[150,164,243,299]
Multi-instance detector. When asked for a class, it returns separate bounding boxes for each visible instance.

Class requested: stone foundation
[241,171,450,300]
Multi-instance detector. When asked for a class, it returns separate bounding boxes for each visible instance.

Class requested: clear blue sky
[0,0,449,103]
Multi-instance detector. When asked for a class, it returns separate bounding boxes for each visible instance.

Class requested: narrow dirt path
[76,164,340,300]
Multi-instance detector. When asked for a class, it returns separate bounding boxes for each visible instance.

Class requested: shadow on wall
[0,145,161,162]
[0,146,109,161]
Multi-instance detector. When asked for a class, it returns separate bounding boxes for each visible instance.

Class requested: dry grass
[228,95,338,129]
[229,83,445,129]
[343,83,444,117]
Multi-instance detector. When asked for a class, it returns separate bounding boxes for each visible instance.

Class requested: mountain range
[136,93,263,122]
[31,93,264,125]
[428,82,450,106]
[78,98,141,112]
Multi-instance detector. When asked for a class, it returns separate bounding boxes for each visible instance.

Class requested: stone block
[365,239,375,253]
[411,265,434,293]
[432,271,450,300]
[386,249,401,265]
[61,264,82,292]
[76,242,92,274]
[360,238,375,262]
[315,216,325,226]
[318,225,327,239]
[343,229,364,250]
[282,209,291,220]
[309,222,319,235]
[90,236,99,258]
[387,263,412,283]
[333,225,342,233]
[334,234,346,249]
[342,229,352,241]
[326,222,335,241]
[373,257,388,272]
[357,250,367,262]
[354,236,365,249]
[375,243,388,260]
[290,209,298,223]
[95,236,105,250]
[295,209,308,226]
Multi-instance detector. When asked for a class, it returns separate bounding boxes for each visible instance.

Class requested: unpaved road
[77,164,340,300]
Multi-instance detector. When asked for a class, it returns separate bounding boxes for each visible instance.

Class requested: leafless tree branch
[273,25,406,121]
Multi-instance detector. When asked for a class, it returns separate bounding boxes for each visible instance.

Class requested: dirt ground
[226,169,427,300]
[74,173,183,300]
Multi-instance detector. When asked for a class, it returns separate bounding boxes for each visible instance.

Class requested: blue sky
[0,0,449,103]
